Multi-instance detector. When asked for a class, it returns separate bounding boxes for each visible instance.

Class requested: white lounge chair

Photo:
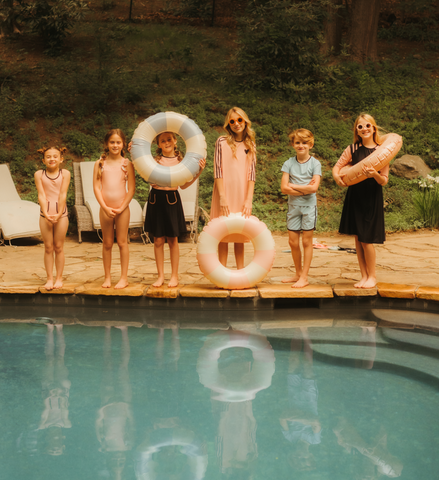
[0,164,40,242]
[142,179,200,243]
[76,161,144,240]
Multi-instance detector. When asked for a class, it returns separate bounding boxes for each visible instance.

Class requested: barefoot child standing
[93,129,135,289]
[280,129,321,288]
[35,147,71,290]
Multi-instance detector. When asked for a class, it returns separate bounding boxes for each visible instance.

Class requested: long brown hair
[97,129,127,179]
[353,113,383,145]
[223,107,256,159]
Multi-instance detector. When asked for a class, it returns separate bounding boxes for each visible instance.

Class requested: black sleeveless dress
[338,143,385,244]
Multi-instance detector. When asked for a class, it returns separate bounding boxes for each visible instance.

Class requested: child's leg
[218,242,228,267]
[354,236,368,288]
[99,208,115,288]
[52,217,69,289]
[282,230,301,283]
[39,216,55,289]
[167,237,179,287]
[292,230,313,288]
[360,242,377,288]
[152,237,165,287]
[114,207,130,289]
[234,243,244,270]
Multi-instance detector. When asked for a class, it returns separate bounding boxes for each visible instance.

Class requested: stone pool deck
[0,230,438,302]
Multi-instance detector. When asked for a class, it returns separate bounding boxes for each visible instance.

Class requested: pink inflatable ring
[340,133,403,186]
[197,213,275,289]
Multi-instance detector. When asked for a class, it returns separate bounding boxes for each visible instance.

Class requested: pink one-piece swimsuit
[100,158,128,209]
[40,169,68,218]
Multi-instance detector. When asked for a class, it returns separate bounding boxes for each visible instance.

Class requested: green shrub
[63,130,101,158]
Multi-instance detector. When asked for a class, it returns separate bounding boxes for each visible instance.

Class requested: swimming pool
[1,306,439,480]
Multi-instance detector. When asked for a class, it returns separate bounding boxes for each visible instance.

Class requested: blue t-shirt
[281,156,322,207]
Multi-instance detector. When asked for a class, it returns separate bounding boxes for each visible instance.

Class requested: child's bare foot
[53,279,63,289]
[362,277,377,289]
[354,277,367,288]
[282,275,300,283]
[152,277,165,288]
[44,280,54,290]
[168,276,179,288]
[102,278,112,288]
[292,278,309,288]
[114,279,129,289]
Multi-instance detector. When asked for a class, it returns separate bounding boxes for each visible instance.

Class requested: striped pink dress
[210,136,256,242]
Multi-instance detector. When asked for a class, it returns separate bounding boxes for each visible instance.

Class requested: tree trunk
[348,0,381,63]
[0,0,21,37]
[323,0,343,55]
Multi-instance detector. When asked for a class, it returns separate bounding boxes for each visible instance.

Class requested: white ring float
[340,133,403,186]
[130,111,207,187]
[135,428,208,480]
[197,213,275,290]
[197,330,275,403]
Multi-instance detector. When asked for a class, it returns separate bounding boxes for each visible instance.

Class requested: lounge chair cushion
[0,200,40,240]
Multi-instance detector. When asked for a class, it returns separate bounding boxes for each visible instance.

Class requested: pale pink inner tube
[197,213,276,289]
[340,133,403,186]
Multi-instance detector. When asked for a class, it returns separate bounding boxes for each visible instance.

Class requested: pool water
[1,312,439,480]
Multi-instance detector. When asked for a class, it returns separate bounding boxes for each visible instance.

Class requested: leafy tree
[237,0,328,91]
[23,0,88,55]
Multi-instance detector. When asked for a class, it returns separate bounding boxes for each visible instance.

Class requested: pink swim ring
[340,133,403,186]
[197,213,275,289]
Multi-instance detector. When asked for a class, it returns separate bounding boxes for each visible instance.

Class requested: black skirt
[144,188,187,239]
[339,144,385,244]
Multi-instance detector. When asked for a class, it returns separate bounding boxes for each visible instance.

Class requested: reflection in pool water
[2,310,439,480]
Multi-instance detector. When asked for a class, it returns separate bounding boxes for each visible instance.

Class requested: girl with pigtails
[144,132,205,288]
[210,107,257,269]
[93,129,135,289]
[35,146,71,290]
[333,114,389,289]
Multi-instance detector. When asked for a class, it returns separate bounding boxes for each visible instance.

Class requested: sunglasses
[357,123,373,130]
[229,117,244,125]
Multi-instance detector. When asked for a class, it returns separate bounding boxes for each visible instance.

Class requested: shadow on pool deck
[0,230,438,301]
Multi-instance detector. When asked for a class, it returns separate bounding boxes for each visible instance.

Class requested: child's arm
[53,170,71,222]
[288,174,321,195]
[112,161,136,214]
[34,170,52,222]
[93,161,116,218]
[332,146,352,187]
[363,163,389,186]
[180,158,206,190]
[281,172,302,196]
[242,180,255,218]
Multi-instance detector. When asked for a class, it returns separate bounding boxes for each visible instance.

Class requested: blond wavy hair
[154,132,183,163]
[288,128,314,147]
[97,129,127,180]
[353,113,383,145]
[223,107,256,159]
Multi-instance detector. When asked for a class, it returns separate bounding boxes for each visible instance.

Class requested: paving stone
[257,283,333,299]
[416,286,439,302]
[377,282,418,299]
[179,322,229,329]
[179,284,230,298]
[145,285,181,298]
[334,320,377,327]
[40,284,81,295]
[75,282,147,296]
[333,283,377,297]
[230,288,258,298]
[78,320,143,327]
[0,285,40,294]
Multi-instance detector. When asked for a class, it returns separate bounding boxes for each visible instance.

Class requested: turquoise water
[1,311,439,480]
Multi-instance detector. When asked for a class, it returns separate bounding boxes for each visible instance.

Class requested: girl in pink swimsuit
[93,129,135,289]
[35,146,71,290]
